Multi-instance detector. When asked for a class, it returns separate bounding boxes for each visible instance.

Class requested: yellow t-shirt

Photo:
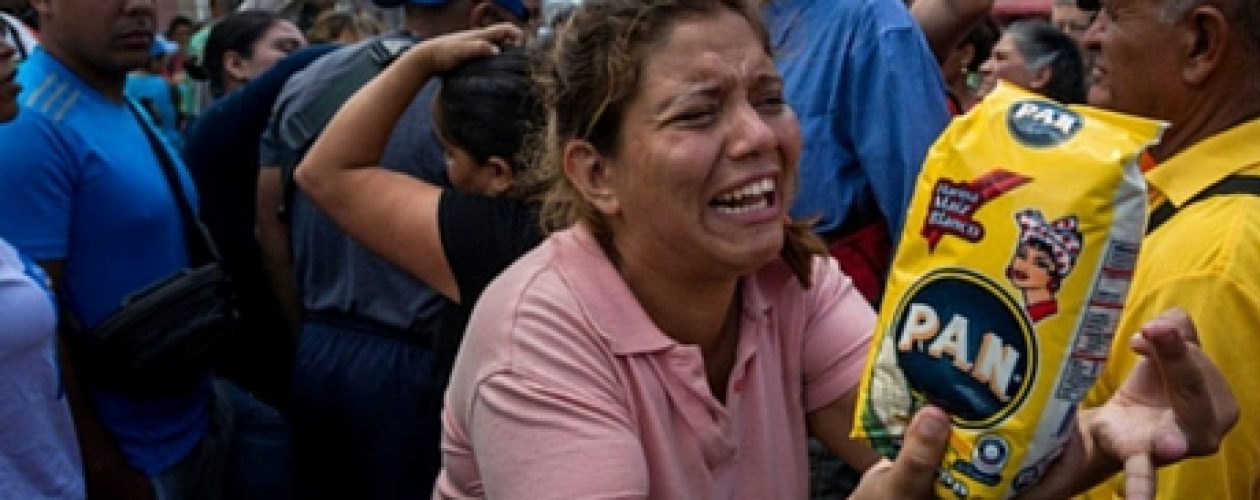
[1080,117,1260,499]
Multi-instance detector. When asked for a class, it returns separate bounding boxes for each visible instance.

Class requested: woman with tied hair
[202,9,306,98]
[296,38,547,379]
[978,19,1087,103]
[421,1,1237,498]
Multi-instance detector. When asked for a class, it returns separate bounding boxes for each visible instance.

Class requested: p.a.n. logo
[1006,100,1083,148]
[892,269,1038,428]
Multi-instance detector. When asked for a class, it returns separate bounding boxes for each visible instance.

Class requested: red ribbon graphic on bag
[922,169,1032,251]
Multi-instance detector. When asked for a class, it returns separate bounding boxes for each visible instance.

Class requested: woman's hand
[849,406,951,499]
[1023,308,1239,499]
[413,23,524,73]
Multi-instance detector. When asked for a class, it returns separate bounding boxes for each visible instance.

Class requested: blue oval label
[892,268,1037,427]
[1006,100,1082,148]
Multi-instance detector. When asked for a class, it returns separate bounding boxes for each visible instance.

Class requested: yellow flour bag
[852,82,1164,498]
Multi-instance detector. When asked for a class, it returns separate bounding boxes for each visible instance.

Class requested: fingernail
[918,408,947,439]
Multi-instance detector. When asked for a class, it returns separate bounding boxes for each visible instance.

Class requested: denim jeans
[150,378,293,500]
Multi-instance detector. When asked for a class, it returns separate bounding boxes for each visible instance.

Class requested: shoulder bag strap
[1147,175,1260,235]
[126,100,222,265]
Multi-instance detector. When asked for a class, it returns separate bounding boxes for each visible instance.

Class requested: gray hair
[1005,20,1087,103]
[1160,0,1260,56]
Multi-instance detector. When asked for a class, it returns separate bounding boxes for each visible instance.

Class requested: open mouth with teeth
[710,178,777,214]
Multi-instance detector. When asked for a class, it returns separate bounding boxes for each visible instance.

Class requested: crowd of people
[0,0,1254,498]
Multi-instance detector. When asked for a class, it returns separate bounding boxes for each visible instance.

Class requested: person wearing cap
[125,35,184,148]
[254,0,536,497]
[1073,0,1260,495]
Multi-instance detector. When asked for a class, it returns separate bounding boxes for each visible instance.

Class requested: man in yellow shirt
[1079,0,1260,495]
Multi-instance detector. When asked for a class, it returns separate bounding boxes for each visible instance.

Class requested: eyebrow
[651,71,783,116]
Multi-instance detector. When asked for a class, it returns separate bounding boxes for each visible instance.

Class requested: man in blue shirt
[763,0,949,496]
[765,0,950,304]
[0,0,235,498]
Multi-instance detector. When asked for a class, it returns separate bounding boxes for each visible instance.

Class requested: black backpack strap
[126,99,222,265]
[1147,175,1260,235]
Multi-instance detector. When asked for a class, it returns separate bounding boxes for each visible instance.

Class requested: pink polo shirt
[434,225,874,499]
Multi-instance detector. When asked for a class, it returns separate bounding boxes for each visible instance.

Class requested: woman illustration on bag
[1006,209,1082,323]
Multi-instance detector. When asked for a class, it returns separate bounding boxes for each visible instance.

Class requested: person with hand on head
[256,0,538,497]
[296,33,544,379]
[1072,0,1260,494]
[427,2,1236,498]
[0,38,85,500]
[978,19,1087,103]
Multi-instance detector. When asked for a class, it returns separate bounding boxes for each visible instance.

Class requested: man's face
[38,0,157,75]
[1,40,19,121]
[1051,4,1096,44]
[1082,0,1184,118]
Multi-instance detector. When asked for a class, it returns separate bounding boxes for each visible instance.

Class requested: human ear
[960,44,975,70]
[223,50,250,82]
[482,156,516,196]
[1031,65,1052,91]
[563,141,619,216]
[1181,5,1229,85]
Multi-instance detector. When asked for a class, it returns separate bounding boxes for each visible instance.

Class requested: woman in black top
[296,26,544,375]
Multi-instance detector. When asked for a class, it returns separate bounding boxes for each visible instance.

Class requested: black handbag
[68,102,239,396]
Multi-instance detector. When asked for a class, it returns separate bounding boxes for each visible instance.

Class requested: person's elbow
[292,156,326,201]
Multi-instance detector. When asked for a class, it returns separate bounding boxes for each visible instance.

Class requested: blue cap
[390,0,529,20]
[151,34,180,58]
